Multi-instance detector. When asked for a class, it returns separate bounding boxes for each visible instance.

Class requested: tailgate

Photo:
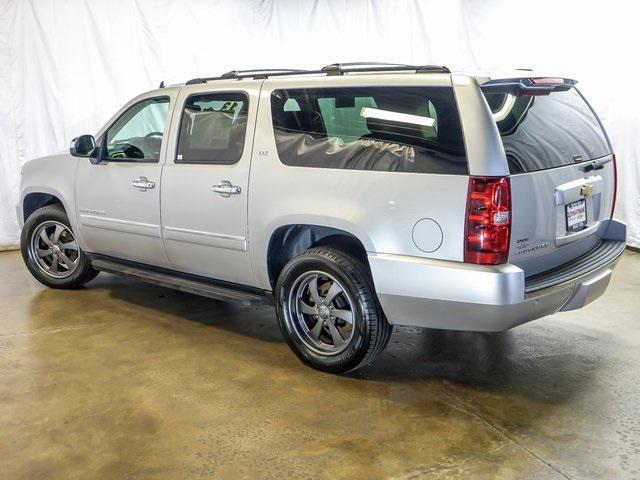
[510,159,615,276]
[482,81,615,276]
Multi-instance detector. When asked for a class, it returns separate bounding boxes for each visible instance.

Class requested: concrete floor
[0,250,639,480]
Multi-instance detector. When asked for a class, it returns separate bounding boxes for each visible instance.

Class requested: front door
[160,85,259,286]
[75,95,173,267]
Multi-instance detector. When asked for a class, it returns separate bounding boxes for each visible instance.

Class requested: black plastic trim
[524,239,625,294]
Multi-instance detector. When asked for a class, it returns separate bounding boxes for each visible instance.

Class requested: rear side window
[270,86,468,174]
[483,88,611,174]
[176,92,248,164]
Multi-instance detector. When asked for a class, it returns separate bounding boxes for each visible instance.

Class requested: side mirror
[70,135,97,158]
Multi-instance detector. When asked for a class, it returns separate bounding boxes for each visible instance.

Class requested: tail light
[611,153,617,219]
[464,176,511,265]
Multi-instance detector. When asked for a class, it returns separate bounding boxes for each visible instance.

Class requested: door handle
[131,176,155,191]
[212,180,241,198]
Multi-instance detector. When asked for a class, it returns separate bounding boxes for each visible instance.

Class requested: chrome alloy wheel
[29,221,80,279]
[287,271,355,355]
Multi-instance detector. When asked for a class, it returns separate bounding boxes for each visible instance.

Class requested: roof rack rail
[220,68,308,79]
[185,68,308,85]
[321,62,451,75]
[322,61,413,70]
[183,63,451,85]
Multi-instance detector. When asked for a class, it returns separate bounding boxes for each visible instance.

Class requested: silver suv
[17,63,626,373]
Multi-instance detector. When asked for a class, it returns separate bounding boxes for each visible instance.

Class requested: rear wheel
[275,247,392,374]
[21,204,98,289]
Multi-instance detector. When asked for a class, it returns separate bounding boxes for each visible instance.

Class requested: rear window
[271,86,468,174]
[484,88,611,174]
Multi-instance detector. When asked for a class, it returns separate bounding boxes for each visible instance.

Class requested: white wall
[0,0,637,249]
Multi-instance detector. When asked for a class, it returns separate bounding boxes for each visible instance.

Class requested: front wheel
[275,247,392,374]
[20,204,98,289]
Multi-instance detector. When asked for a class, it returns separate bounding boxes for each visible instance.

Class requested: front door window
[105,97,170,161]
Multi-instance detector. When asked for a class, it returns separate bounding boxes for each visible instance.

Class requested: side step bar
[90,258,270,306]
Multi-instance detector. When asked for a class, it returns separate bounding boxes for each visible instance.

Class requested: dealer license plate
[566,199,587,233]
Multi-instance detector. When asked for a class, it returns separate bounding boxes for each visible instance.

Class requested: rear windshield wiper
[581,157,612,172]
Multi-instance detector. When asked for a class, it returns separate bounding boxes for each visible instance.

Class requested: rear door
[160,83,259,286]
[482,82,615,276]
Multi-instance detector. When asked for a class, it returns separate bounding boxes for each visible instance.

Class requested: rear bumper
[369,220,626,332]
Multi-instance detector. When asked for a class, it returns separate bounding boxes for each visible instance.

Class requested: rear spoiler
[480,77,577,96]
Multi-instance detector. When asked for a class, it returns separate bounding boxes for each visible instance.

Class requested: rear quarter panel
[249,75,470,290]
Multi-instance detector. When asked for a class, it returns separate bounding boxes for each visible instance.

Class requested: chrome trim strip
[163,226,247,251]
[79,214,161,238]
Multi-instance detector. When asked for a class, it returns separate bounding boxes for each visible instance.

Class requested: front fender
[19,153,86,249]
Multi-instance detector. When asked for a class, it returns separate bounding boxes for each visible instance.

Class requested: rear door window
[483,88,611,174]
[176,92,248,164]
[270,86,468,174]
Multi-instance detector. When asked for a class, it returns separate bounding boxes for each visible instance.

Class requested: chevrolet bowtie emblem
[581,184,594,197]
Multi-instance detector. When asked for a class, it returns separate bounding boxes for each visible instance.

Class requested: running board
[90,258,270,306]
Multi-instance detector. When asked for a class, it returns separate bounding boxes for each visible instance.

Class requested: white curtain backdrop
[0,0,638,249]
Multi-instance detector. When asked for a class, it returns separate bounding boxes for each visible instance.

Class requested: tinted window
[106,97,169,161]
[176,92,248,164]
[271,86,468,174]
[484,88,611,174]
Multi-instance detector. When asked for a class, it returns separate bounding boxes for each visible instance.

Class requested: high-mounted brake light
[481,77,575,97]
[611,153,617,218]
[464,177,511,265]
[529,77,565,85]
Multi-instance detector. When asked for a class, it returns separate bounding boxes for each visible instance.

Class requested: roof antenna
[159,81,165,88]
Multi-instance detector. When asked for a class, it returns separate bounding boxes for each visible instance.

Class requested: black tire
[275,247,392,374]
[20,204,98,289]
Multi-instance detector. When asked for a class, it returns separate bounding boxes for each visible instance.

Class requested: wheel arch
[266,224,370,289]
[23,192,66,223]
